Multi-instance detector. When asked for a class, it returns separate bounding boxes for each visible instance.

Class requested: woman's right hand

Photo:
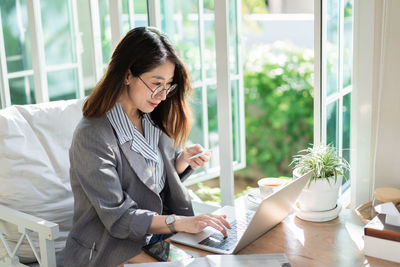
[174,214,231,237]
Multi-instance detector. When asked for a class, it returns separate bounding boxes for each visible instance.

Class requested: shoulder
[72,116,117,148]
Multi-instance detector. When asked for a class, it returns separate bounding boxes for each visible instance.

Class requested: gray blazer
[64,115,194,267]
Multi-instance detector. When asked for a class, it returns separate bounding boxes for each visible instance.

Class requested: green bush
[239,42,314,179]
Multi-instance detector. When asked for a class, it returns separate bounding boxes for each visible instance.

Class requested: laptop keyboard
[198,211,254,251]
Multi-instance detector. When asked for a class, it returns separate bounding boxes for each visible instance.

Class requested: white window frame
[148,0,245,205]
[0,0,84,108]
[317,0,353,207]
[1,0,244,206]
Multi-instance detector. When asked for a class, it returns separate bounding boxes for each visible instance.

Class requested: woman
[64,27,230,267]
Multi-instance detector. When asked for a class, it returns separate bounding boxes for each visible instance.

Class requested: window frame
[149,0,245,205]
[0,0,245,206]
[317,0,353,195]
[0,0,84,107]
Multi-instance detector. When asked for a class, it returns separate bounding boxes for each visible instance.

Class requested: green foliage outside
[238,42,314,180]
[242,0,269,14]
[193,183,254,206]
[192,42,314,204]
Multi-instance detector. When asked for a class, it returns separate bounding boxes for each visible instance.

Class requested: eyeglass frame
[137,76,177,99]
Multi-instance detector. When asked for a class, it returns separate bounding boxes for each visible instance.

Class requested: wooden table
[127,209,399,267]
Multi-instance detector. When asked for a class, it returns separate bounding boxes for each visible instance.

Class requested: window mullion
[89,0,104,83]
[198,0,210,156]
[315,0,322,145]
[215,0,234,206]
[0,12,11,108]
[27,0,49,103]
[109,0,122,50]
[147,0,161,28]
[128,0,135,28]
[236,0,246,167]
[338,0,344,157]
[71,0,84,98]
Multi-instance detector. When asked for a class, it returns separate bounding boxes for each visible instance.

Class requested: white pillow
[0,99,84,263]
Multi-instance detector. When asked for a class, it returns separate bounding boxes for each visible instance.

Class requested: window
[0,0,83,105]
[0,0,244,204]
[157,0,245,189]
[319,0,353,189]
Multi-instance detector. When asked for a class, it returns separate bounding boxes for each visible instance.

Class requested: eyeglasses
[138,76,177,99]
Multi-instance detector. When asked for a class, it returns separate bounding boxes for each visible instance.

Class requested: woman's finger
[203,218,227,237]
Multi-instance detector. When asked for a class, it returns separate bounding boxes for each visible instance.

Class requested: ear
[125,70,132,85]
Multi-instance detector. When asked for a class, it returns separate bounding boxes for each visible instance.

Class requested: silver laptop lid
[233,171,312,253]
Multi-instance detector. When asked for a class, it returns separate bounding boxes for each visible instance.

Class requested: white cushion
[0,99,83,263]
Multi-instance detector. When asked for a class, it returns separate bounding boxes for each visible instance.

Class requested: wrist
[173,215,184,233]
[176,153,189,174]
[165,215,177,233]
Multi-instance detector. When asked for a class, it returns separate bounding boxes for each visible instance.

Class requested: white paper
[374,202,400,226]
[206,254,287,267]
[125,254,291,267]
[125,258,209,267]
[386,214,400,226]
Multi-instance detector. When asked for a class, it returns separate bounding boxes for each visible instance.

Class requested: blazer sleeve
[70,123,156,242]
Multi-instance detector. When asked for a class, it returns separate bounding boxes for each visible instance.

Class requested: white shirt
[106,102,166,193]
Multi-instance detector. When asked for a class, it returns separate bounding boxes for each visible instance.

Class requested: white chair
[0,99,84,267]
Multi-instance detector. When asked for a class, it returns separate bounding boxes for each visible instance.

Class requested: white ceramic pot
[293,168,342,212]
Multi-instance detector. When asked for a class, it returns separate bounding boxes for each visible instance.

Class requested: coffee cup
[257,178,287,198]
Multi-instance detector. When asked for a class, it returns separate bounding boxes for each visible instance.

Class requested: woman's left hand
[176,144,211,174]
[183,144,211,169]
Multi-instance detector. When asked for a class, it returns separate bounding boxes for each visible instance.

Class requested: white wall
[243,14,314,50]
[373,0,400,189]
[268,0,314,14]
[352,0,400,207]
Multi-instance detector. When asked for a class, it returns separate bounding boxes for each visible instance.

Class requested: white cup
[257,178,287,198]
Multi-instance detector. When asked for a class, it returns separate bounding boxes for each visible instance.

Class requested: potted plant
[290,144,350,212]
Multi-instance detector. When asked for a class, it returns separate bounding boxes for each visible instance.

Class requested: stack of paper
[364,202,400,263]
[125,253,291,267]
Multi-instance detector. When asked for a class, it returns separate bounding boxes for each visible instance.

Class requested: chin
[141,107,155,114]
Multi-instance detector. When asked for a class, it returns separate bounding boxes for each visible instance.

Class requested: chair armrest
[0,204,59,267]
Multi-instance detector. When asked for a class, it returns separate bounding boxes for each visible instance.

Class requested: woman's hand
[174,214,231,237]
[175,144,211,174]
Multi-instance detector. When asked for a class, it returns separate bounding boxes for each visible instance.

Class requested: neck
[118,99,140,124]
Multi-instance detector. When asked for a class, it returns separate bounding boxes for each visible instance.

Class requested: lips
[149,101,159,108]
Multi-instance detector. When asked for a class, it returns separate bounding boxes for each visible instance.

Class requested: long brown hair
[83,27,192,147]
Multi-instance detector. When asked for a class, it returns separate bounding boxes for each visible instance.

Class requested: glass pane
[121,0,130,33]
[99,0,112,64]
[76,0,100,93]
[326,101,338,148]
[231,79,240,162]
[133,0,148,27]
[9,75,35,105]
[343,0,353,88]
[204,0,216,79]
[47,68,79,101]
[188,86,204,146]
[160,0,201,82]
[207,84,219,169]
[325,0,339,96]
[40,0,76,66]
[121,0,148,33]
[342,92,351,182]
[1,0,32,73]
[229,0,238,75]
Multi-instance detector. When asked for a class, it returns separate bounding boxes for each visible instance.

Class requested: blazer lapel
[119,141,158,194]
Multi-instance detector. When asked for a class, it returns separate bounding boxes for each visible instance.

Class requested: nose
[154,90,167,101]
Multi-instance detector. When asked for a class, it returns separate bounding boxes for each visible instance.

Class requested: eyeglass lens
[153,84,177,97]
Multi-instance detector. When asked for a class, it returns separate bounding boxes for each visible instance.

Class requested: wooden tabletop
[126,209,399,267]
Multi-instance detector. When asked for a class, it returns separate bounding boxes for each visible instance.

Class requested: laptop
[170,171,311,254]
